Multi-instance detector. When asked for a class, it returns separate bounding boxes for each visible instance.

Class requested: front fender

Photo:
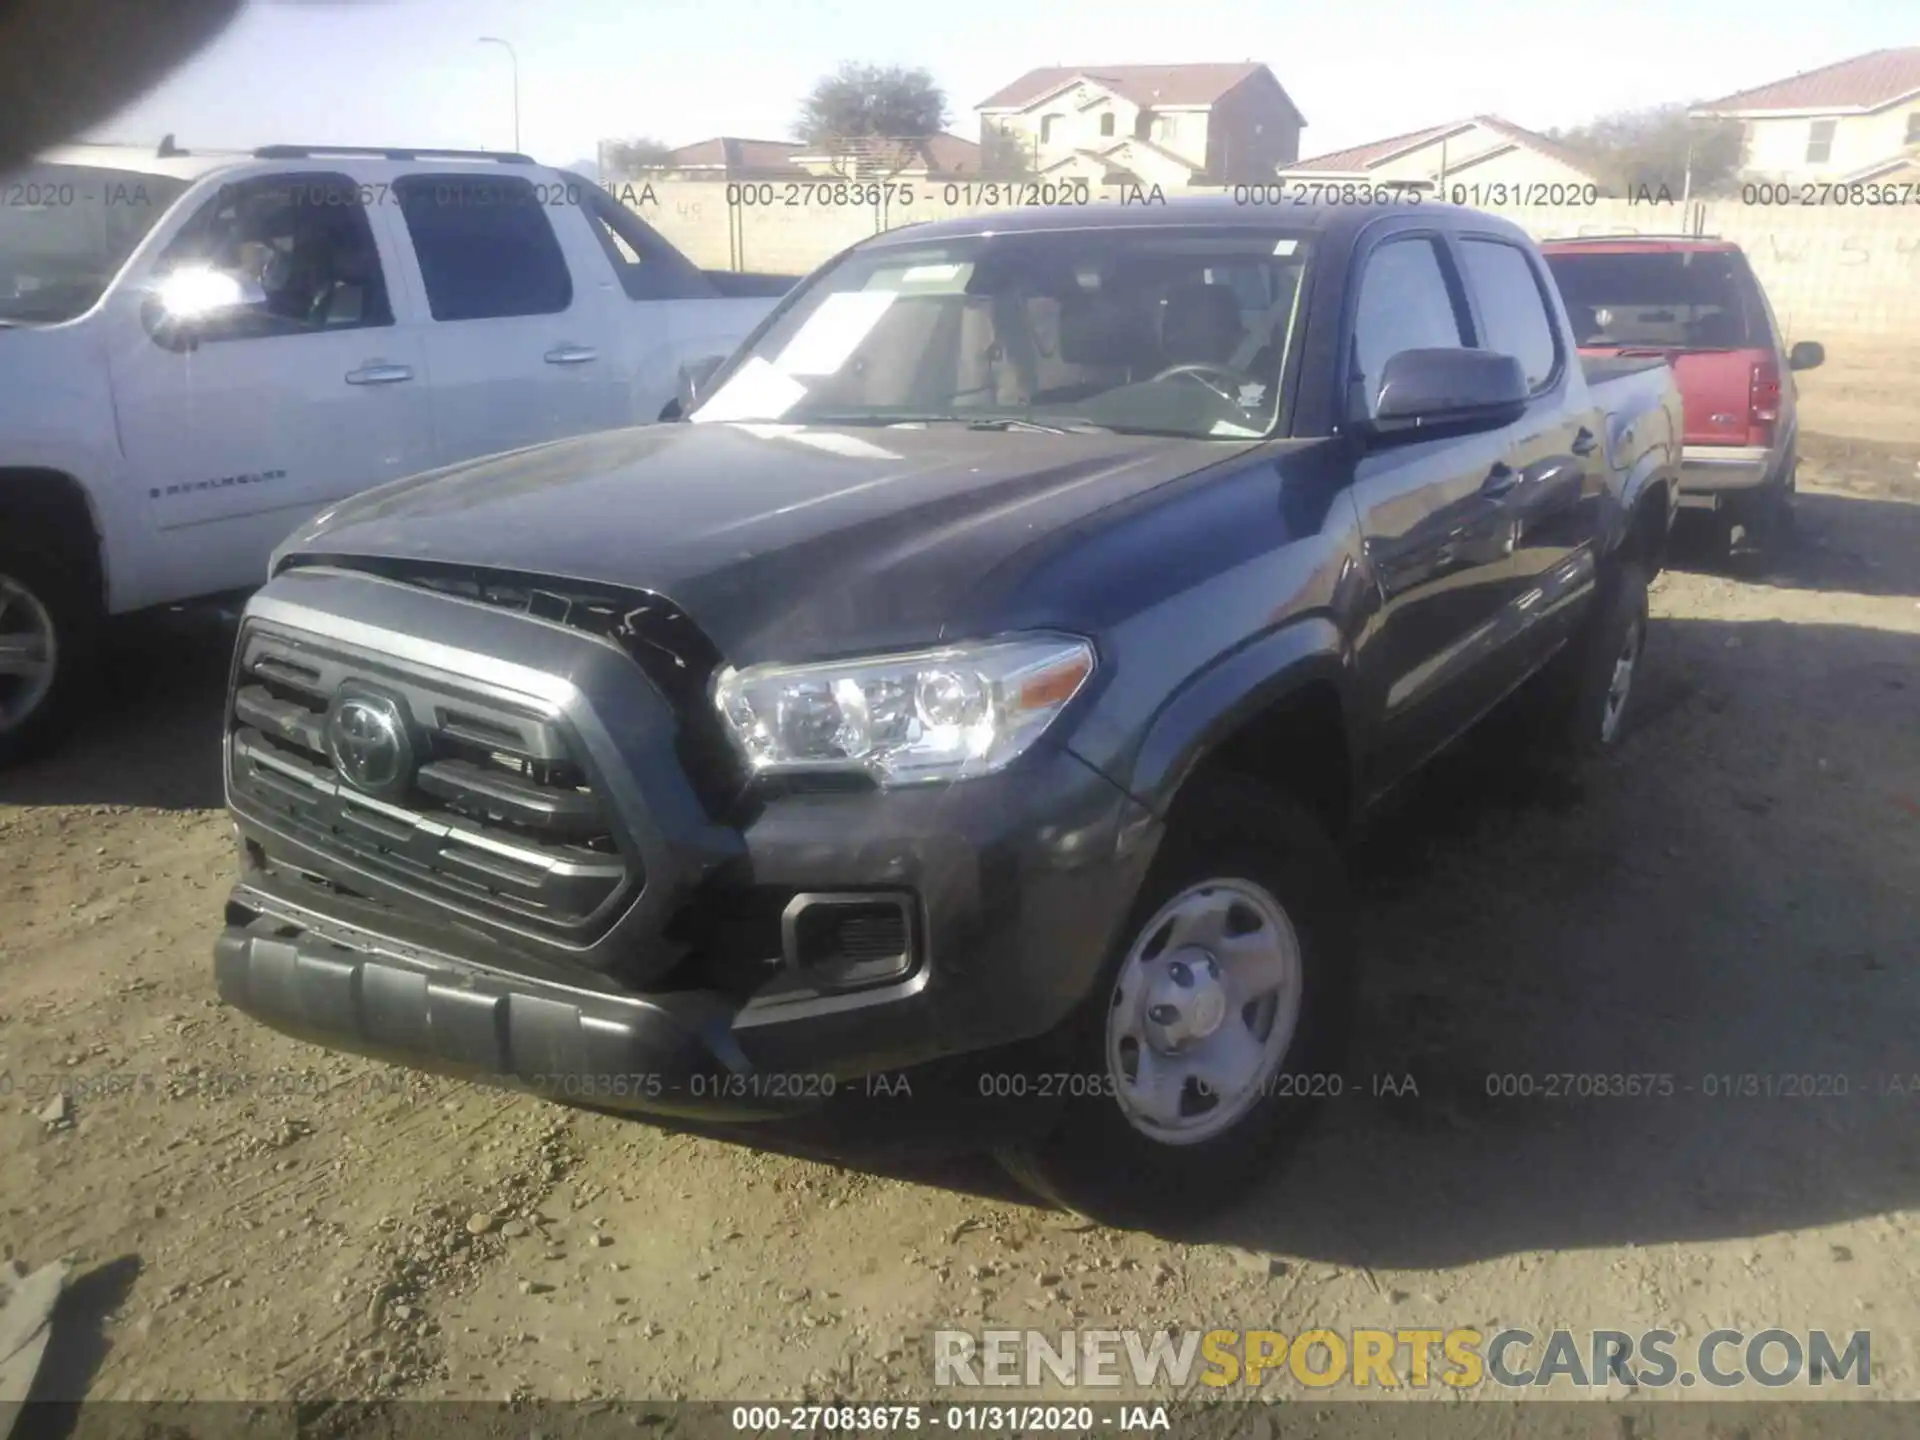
[0,333,134,608]
[1078,614,1354,819]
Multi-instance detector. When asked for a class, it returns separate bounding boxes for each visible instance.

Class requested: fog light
[780,893,915,991]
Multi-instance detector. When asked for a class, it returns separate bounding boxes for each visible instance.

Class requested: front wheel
[995,777,1356,1232]
[0,542,98,768]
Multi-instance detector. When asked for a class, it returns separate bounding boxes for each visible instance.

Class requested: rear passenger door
[1453,233,1602,676]
[1344,230,1522,793]
[385,172,620,465]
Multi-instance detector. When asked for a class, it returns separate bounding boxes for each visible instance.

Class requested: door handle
[544,345,598,365]
[345,363,414,386]
[1571,427,1599,456]
[1480,462,1520,498]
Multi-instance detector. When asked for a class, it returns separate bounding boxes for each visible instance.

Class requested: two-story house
[1276,115,1610,196]
[974,63,1305,186]
[1692,47,1920,184]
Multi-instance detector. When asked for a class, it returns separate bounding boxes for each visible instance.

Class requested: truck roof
[1538,235,1744,255]
[869,195,1533,249]
[28,141,544,182]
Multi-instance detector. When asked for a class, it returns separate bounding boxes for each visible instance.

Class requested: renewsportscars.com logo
[933,1327,1873,1391]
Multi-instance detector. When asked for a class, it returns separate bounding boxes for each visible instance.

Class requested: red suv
[1540,237,1823,552]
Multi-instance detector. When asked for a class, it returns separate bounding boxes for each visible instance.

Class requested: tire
[1529,558,1650,760]
[994,775,1356,1233]
[0,539,99,768]
[1738,464,1797,554]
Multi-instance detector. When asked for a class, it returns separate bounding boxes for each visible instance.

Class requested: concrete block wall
[630,183,1920,352]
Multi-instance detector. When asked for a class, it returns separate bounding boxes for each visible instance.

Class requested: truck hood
[279,420,1262,663]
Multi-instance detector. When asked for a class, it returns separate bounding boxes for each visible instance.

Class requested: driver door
[105,168,433,602]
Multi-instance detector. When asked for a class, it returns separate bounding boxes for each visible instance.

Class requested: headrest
[1058,292,1157,368]
[1159,281,1244,366]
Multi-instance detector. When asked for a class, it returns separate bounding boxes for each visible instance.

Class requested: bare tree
[1548,104,1745,197]
[979,124,1037,180]
[601,136,676,178]
[796,63,948,157]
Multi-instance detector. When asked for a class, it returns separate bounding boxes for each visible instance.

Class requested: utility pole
[477,37,520,152]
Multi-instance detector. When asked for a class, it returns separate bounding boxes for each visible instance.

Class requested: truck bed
[1581,353,1670,388]
[700,270,800,298]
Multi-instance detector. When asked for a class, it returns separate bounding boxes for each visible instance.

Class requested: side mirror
[1358,348,1530,442]
[1788,340,1824,372]
[144,265,268,350]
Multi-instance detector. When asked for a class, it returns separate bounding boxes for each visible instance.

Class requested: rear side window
[1542,249,1763,350]
[392,174,572,321]
[1460,239,1560,392]
[581,186,710,301]
[1350,236,1466,414]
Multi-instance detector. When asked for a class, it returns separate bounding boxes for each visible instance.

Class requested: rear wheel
[1737,462,1796,554]
[1524,558,1650,760]
[0,541,98,768]
[995,776,1355,1232]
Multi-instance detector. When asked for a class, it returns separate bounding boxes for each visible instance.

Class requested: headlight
[712,634,1096,786]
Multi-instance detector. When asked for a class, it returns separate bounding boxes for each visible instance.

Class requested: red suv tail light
[1748,358,1781,447]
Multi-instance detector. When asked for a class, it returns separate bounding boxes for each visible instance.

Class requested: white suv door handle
[345,363,414,385]
[544,345,598,365]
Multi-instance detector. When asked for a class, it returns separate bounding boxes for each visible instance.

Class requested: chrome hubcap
[0,576,58,736]
[1600,619,1642,745]
[1107,878,1303,1145]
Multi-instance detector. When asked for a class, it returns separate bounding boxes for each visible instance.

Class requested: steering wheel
[1149,362,1259,405]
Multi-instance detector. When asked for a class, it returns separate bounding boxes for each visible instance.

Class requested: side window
[1460,239,1559,393]
[153,171,393,341]
[392,174,572,321]
[1350,236,1465,414]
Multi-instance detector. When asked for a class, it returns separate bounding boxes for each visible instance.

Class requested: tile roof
[1284,115,1604,182]
[1283,120,1469,172]
[665,137,804,171]
[1694,47,1920,114]
[977,63,1268,111]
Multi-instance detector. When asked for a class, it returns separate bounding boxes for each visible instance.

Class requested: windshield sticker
[1236,382,1269,409]
[691,356,808,423]
[773,290,898,376]
[899,263,964,284]
[1272,238,1299,256]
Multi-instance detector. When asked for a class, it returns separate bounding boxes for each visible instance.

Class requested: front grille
[301,559,747,815]
[227,627,637,940]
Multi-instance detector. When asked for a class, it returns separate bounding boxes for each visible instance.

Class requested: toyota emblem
[326,693,410,794]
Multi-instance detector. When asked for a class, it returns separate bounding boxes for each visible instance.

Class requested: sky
[82,0,1915,169]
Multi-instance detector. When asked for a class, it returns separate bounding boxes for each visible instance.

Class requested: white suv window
[153,171,394,341]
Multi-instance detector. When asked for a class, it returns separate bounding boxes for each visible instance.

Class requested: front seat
[309,228,382,327]
[1158,281,1246,368]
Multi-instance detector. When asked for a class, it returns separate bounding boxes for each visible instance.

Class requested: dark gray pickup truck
[212,198,1681,1227]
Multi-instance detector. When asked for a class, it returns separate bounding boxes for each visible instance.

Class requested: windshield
[1543,249,1763,350]
[691,226,1311,439]
[0,163,190,324]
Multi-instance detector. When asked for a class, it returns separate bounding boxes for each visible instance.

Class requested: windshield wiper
[803,413,1110,435]
[960,417,1104,435]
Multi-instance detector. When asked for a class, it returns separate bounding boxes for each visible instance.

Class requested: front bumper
[219,744,1161,1121]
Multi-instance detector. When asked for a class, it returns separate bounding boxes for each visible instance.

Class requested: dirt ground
[2,422,1917,1411]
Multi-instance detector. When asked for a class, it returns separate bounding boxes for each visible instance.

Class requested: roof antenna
[157,133,182,157]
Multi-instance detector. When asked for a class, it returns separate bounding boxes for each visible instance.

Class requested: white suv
[0,141,788,763]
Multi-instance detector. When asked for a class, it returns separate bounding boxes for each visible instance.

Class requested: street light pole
[477,36,520,153]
